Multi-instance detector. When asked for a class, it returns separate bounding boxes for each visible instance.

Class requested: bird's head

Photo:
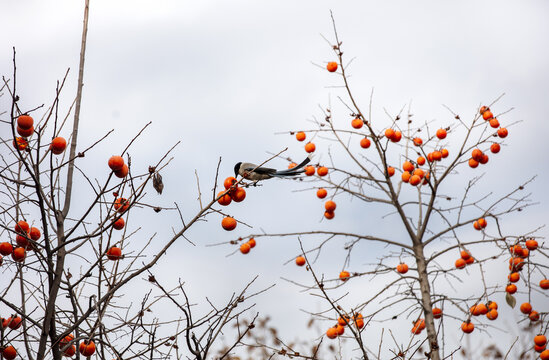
[234,162,242,178]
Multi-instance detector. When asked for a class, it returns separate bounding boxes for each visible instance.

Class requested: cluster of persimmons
[12,115,67,155]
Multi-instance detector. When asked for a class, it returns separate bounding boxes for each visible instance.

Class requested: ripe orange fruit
[479,154,489,164]
[460,250,471,261]
[15,220,30,234]
[497,127,508,138]
[401,171,411,183]
[455,258,466,269]
[486,309,498,320]
[305,142,316,153]
[7,316,22,330]
[17,126,34,137]
[391,131,402,142]
[520,302,532,314]
[217,191,232,206]
[221,217,237,231]
[471,149,483,162]
[50,137,67,155]
[107,246,122,260]
[114,164,129,178]
[16,235,30,249]
[525,239,538,250]
[113,218,125,230]
[288,162,297,169]
[506,284,517,294]
[468,158,479,168]
[482,110,493,120]
[108,156,125,171]
[432,307,442,319]
[479,106,489,114]
[432,151,442,161]
[0,242,14,256]
[535,335,547,347]
[461,321,474,334]
[17,114,34,130]
[295,256,306,266]
[325,200,336,212]
[413,168,425,178]
[11,247,26,262]
[409,174,421,186]
[540,349,549,360]
[489,118,500,128]
[2,346,17,360]
[402,161,414,172]
[296,131,306,142]
[324,210,335,220]
[339,271,350,281]
[540,279,549,289]
[79,340,96,356]
[441,148,449,158]
[427,152,434,163]
[239,243,251,254]
[417,156,426,166]
[326,62,338,72]
[30,227,41,240]
[414,319,426,331]
[353,313,364,329]
[247,238,256,248]
[387,166,395,177]
[224,177,237,189]
[351,118,363,129]
[317,166,328,176]
[465,256,474,264]
[384,128,395,139]
[436,128,447,139]
[305,165,315,176]
[508,272,520,283]
[487,301,498,310]
[13,137,28,150]
[477,218,487,228]
[396,263,408,274]
[335,324,345,335]
[60,334,75,347]
[231,187,246,202]
[413,137,423,146]
[360,137,371,149]
[529,311,540,322]
[536,345,548,354]
[326,327,338,339]
[490,143,500,153]
[316,188,327,199]
[63,345,76,357]
[114,197,130,213]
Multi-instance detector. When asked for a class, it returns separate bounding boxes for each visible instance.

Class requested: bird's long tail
[272,155,312,177]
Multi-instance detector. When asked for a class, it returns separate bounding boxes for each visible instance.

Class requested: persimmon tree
[0,2,266,360]
[231,18,549,360]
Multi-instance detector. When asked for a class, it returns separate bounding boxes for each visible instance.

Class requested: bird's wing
[240,163,277,175]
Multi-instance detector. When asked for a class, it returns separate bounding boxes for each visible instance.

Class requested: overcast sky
[2,0,549,358]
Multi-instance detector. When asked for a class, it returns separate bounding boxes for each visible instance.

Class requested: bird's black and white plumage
[234,155,311,181]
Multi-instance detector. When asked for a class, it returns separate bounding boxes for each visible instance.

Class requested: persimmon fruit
[13,137,28,150]
[113,218,125,230]
[15,220,30,234]
[221,217,237,231]
[529,311,540,322]
[108,156,125,171]
[497,127,508,138]
[506,284,517,294]
[114,198,130,213]
[490,143,500,153]
[317,166,328,176]
[417,156,425,166]
[432,307,442,319]
[455,258,466,269]
[217,191,232,206]
[50,137,67,155]
[2,346,17,360]
[436,128,447,139]
[535,335,547,347]
[295,256,306,266]
[231,187,246,202]
[324,211,335,220]
[482,110,493,120]
[316,188,327,199]
[520,302,532,314]
[247,238,256,248]
[326,62,338,72]
[239,243,251,254]
[339,271,350,281]
[351,118,363,129]
[107,247,122,260]
[79,340,96,356]
[304,165,315,176]
[305,142,316,153]
[489,118,500,128]
[360,137,371,149]
[326,327,337,339]
[396,263,408,274]
[11,247,26,262]
[387,166,395,177]
[413,137,423,146]
[461,321,474,334]
[17,126,34,137]
[224,177,237,189]
[0,242,14,256]
[17,114,34,129]
[30,227,41,240]
[525,239,538,250]
[325,200,336,212]
[295,131,306,142]
[540,279,549,289]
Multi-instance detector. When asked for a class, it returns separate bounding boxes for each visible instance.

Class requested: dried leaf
[153,172,164,194]
[506,292,516,308]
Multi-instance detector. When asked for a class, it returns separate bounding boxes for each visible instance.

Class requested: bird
[234,155,312,181]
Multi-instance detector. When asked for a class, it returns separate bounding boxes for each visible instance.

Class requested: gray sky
[2,0,549,358]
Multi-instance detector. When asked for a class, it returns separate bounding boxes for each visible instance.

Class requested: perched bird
[234,155,312,181]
